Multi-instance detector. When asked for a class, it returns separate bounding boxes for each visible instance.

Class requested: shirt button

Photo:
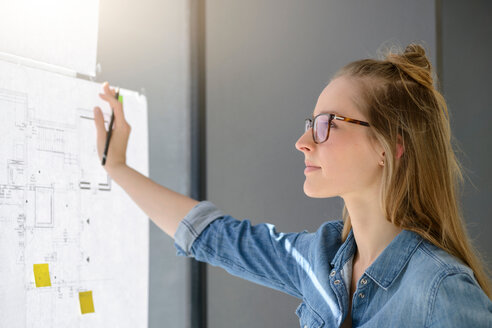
[360,278,368,285]
[334,279,340,285]
[330,270,336,277]
[359,293,365,298]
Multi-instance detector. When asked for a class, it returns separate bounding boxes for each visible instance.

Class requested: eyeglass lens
[305,115,331,143]
[314,115,329,143]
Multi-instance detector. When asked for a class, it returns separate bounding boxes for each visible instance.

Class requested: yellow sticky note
[79,291,95,314]
[33,263,51,287]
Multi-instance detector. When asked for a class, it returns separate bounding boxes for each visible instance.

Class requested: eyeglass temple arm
[333,115,370,127]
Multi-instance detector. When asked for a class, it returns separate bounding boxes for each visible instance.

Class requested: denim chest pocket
[295,302,324,328]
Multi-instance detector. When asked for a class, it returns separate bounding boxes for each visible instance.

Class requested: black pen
[101,88,120,166]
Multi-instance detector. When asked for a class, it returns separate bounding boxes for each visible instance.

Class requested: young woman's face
[295,76,383,199]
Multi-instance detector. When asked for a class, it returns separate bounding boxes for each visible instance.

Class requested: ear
[396,134,405,159]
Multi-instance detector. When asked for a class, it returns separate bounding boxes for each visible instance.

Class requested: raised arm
[93,82,199,237]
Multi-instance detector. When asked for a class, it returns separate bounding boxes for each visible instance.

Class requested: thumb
[93,106,107,141]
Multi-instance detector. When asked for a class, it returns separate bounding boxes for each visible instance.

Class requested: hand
[93,81,131,173]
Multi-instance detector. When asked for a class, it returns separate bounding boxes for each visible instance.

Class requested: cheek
[317,142,346,172]
[317,142,376,187]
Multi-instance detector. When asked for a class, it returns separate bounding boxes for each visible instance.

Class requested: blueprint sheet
[0,59,149,327]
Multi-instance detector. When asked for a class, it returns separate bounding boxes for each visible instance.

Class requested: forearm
[109,164,200,238]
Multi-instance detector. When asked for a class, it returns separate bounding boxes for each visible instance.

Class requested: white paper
[0,59,149,327]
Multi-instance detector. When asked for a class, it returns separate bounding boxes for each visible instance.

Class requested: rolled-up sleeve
[173,200,322,299]
[173,201,226,256]
[427,272,492,327]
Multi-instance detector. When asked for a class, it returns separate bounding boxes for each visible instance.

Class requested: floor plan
[0,59,149,327]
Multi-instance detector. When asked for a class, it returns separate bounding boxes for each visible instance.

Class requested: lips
[305,161,320,168]
[304,166,321,173]
[304,161,321,174]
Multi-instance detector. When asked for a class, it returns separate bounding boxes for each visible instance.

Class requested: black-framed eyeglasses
[304,113,370,144]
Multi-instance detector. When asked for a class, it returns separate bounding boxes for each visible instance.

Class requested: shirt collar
[330,227,423,290]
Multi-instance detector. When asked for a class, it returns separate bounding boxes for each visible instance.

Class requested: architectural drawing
[0,59,149,327]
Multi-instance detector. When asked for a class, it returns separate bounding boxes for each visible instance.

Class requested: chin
[303,186,326,198]
[303,183,338,199]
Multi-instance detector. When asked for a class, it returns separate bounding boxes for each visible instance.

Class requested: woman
[93,43,492,327]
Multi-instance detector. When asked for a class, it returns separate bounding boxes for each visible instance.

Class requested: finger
[102,81,116,97]
[98,92,126,125]
[93,106,107,139]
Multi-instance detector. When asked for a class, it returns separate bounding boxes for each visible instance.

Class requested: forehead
[312,77,363,119]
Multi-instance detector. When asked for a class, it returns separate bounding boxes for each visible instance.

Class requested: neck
[342,193,403,267]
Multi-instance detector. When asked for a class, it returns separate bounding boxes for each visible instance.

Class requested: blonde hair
[333,42,492,299]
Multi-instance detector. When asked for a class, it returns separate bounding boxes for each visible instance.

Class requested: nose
[295,129,314,153]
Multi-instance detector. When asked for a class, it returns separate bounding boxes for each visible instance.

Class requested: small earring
[380,160,384,166]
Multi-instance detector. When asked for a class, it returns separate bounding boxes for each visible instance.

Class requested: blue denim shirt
[174,201,492,327]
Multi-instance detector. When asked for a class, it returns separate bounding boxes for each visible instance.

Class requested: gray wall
[441,0,492,278]
[205,1,436,327]
[94,0,492,327]
[96,1,191,327]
